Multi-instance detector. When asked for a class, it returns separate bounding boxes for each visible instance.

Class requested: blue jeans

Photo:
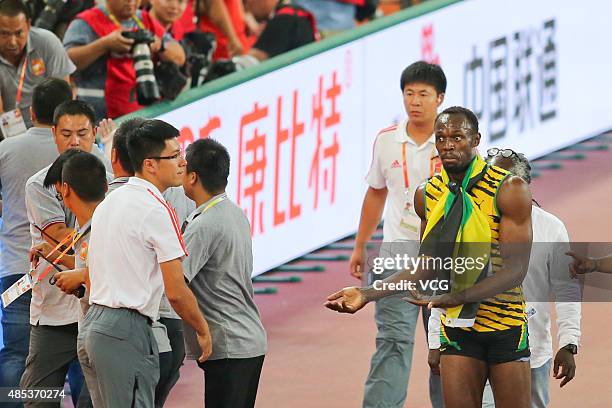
[482,359,552,408]
[0,274,32,408]
[363,293,419,408]
[530,359,551,408]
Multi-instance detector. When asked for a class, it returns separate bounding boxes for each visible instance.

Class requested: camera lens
[132,40,160,105]
[34,0,67,30]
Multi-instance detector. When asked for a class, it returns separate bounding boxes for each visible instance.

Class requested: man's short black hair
[62,151,107,202]
[0,0,31,19]
[43,149,85,188]
[436,106,479,134]
[400,61,447,94]
[113,118,147,175]
[186,138,230,193]
[53,100,96,127]
[127,119,180,172]
[32,78,72,126]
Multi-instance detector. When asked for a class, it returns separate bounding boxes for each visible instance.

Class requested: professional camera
[122,29,161,106]
[155,61,187,101]
[33,0,66,30]
[203,55,259,83]
[32,0,87,37]
[181,31,217,88]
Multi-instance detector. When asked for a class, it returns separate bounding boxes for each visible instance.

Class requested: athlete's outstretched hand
[324,287,367,314]
[566,251,596,278]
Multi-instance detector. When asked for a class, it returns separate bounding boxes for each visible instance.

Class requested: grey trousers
[19,323,91,408]
[77,304,159,408]
[362,294,419,408]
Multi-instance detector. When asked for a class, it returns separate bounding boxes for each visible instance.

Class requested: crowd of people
[1,0,421,138]
[0,76,267,407]
[1,0,605,407]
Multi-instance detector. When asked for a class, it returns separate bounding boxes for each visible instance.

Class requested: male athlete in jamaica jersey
[326,106,533,408]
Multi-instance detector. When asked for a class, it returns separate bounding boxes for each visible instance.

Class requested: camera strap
[107,9,146,30]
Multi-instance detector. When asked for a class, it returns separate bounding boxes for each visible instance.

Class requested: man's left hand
[403,291,462,309]
[150,36,163,54]
[54,270,86,294]
[553,347,576,387]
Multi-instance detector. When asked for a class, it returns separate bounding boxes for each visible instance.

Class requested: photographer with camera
[62,0,186,120]
[29,0,94,39]
[0,0,75,139]
[204,0,317,83]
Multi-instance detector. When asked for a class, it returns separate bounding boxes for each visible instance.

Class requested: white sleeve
[550,224,581,348]
[365,134,386,189]
[428,308,443,349]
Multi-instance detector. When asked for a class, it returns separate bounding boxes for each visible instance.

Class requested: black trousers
[198,355,265,408]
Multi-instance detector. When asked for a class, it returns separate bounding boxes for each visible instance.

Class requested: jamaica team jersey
[424,165,527,332]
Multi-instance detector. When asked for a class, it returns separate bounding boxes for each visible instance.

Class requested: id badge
[1,273,34,308]
[0,108,27,138]
[526,305,537,319]
[399,191,420,234]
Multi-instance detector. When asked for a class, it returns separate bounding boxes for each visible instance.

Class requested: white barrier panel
[157,0,612,275]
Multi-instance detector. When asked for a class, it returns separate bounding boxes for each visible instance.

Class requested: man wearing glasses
[77,119,211,407]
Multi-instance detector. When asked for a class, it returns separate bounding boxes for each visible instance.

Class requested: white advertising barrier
[363,0,612,162]
[159,44,366,275]
[156,0,612,275]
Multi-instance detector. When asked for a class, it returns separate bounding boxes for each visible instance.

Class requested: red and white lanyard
[401,143,439,190]
[147,189,188,255]
[15,56,28,107]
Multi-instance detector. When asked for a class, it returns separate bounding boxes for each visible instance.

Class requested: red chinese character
[200,116,221,139]
[421,24,440,65]
[309,73,341,209]
[273,91,304,227]
[237,103,268,235]
[177,116,221,152]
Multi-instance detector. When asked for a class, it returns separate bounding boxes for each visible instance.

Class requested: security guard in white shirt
[77,119,212,408]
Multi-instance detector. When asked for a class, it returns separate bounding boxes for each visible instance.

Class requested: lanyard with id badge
[398,143,441,235]
[1,230,82,308]
[0,56,29,138]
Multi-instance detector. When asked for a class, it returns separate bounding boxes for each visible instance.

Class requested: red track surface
[166,140,612,407]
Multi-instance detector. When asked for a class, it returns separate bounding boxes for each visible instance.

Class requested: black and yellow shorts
[439,322,530,364]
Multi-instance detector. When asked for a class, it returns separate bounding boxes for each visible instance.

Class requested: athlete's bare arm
[324,184,431,313]
[414,175,532,309]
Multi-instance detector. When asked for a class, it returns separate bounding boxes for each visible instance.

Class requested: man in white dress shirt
[77,119,211,407]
